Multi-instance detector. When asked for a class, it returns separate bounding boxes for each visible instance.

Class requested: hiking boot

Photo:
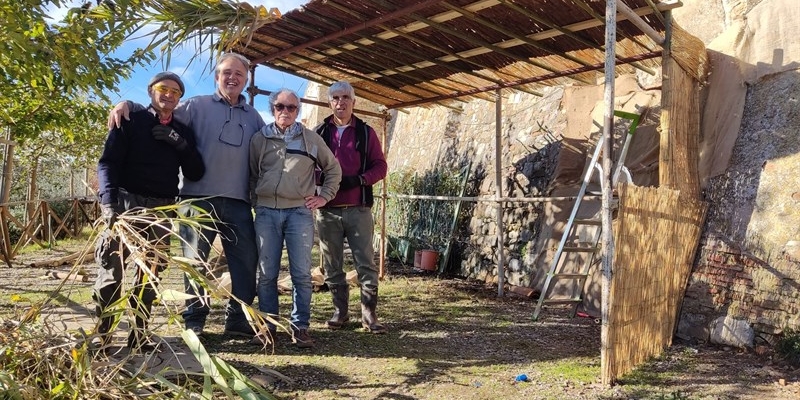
[224,321,256,338]
[292,329,314,349]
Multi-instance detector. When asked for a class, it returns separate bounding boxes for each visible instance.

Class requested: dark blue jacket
[97,106,204,205]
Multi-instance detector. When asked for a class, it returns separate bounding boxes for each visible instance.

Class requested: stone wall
[386,87,567,285]
[674,0,800,345]
[680,236,800,345]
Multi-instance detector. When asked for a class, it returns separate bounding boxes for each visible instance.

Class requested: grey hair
[327,81,355,100]
[268,88,301,116]
[215,53,250,74]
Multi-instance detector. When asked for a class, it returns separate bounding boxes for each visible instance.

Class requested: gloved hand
[152,124,188,151]
[339,175,362,190]
[100,203,120,228]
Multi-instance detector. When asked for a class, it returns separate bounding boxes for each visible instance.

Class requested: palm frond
[144,0,282,68]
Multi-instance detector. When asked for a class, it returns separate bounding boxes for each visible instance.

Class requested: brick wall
[680,235,800,344]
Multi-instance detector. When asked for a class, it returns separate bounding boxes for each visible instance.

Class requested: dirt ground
[2,244,800,399]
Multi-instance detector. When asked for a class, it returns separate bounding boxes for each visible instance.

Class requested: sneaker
[224,321,256,338]
[293,329,314,349]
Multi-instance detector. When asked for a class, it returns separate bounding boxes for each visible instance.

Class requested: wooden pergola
[237,0,678,109]
[229,0,706,384]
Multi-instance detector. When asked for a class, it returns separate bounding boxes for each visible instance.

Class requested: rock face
[709,315,755,348]
[303,0,800,342]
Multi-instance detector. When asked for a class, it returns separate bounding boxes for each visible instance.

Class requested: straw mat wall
[660,57,702,200]
[602,184,707,384]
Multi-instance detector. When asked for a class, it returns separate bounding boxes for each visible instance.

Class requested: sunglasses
[152,84,183,97]
[274,103,298,112]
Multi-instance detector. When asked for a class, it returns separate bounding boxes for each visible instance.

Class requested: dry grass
[2,237,800,399]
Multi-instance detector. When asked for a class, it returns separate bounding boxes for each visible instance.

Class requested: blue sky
[51,0,309,122]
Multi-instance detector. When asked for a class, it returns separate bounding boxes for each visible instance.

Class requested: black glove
[100,203,120,228]
[339,175,362,190]
[152,124,187,151]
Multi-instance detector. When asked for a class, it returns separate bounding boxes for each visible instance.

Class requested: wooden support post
[40,201,51,244]
[600,0,617,387]
[0,206,12,267]
[494,88,505,297]
[379,115,388,279]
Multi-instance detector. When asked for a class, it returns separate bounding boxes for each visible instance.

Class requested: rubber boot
[93,287,119,349]
[93,303,114,349]
[127,294,158,352]
[360,287,388,334]
[327,285,350,329]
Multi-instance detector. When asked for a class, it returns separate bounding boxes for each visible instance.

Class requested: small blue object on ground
[515,374,529,382]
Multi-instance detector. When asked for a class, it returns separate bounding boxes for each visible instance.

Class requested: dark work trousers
[94,189,175,337]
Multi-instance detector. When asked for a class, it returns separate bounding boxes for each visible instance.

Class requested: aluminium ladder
[532,111,639,321]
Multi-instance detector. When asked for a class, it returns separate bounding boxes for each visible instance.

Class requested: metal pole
[494,88,505,297]
[600,0,617,387]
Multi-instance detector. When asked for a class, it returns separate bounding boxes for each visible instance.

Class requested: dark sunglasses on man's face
[274,103,298,112]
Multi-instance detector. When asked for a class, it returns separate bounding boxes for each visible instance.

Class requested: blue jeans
[180,197,257,329]
[254,206,314,331]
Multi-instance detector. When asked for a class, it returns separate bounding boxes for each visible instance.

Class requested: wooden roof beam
[262,58,402,105]
[409,13,595,85]
[495,0,660,75]
[308,2,487,98]
[290,3,542,97]
[273,0,676,80]
[389,51,661,109]
[251,0,447,64]
[616,0,665,45]
[274,17,454,98]
[290,52,427,102]
[642,0,666,24]
[572,0,655,52]
[361,0,675,80]
[307,0,501,55]
[440,1,594,69]
[371,24,537,87]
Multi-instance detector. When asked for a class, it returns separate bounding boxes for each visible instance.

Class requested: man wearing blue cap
[95,71,205,351]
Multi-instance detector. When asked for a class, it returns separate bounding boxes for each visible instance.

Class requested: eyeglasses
[274,103,298,112]
[152,84,183,97]
[219,107,244,147]
[330,95,352,103]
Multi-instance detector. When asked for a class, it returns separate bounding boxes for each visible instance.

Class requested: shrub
[776,328,800,366]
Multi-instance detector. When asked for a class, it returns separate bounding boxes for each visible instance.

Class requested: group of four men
[95,52,387,351]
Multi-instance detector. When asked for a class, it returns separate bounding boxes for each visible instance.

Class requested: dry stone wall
[385,87,567,285]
